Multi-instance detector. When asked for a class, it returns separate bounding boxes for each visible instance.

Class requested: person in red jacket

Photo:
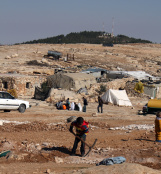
[69,117,89,157]
[155,111,161,142]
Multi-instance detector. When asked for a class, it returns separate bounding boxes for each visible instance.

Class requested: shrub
[95,84,107,95]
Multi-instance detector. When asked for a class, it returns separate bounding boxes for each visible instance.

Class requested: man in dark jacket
[82,97,88,112]
[97,96,103,113]
[69,117,89,157]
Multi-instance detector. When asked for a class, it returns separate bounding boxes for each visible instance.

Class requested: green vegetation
[95,84,107,95]
[22,31,152,45]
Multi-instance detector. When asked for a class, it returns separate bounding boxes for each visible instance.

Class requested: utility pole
[112,17,114,37]
[102,22,105,34]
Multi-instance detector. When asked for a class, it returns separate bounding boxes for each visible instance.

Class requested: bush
[95,84,107,95]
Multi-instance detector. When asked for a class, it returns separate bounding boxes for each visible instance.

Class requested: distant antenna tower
[102,22,105,33]
[112,17,114,37]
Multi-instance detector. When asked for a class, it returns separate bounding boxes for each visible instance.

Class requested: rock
[92,112,98,117]
[21,140,28,145]
[35,144,42,151]
[46,169,51,173]
[41,58,50,64]
[0,120,3,125]
[33,69,54,75]
[2,141,15,150]
[67,116,77,123]
[42,142,50,147]
[54,157,63,163]
[5,56,11,59]
[41,152,49,158]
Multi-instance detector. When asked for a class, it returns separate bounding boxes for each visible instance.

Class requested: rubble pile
[109,124,154,131]
[0,121,68,132]
[0,138,68,163]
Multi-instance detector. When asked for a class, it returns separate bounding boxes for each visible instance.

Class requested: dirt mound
[0,121,68,132]
[60,163,161,174]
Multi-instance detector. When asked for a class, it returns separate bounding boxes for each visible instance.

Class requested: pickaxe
[71,132,97,157]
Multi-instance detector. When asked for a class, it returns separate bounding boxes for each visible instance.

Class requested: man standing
[82,97,88,112]
[66,98,70,110]
[97,96,103,113]
[69,117,89,157]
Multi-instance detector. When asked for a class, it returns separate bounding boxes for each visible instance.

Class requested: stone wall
[0,74,46,98]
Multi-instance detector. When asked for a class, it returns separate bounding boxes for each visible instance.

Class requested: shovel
[71,132,97,157]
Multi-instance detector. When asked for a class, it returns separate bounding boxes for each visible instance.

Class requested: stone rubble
[109,124,154,131]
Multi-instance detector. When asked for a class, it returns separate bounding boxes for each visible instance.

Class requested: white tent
[101,89,132,106]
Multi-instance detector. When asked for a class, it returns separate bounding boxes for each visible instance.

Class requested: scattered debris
[109,124,154,131]
[96,156,126,166]
[0,150,11,158]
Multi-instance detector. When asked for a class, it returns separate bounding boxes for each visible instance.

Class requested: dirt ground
[0,97,161,174]
[1,43,161,76]
[1,43,161,173]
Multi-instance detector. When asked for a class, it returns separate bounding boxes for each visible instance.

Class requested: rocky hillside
[0,43,161,77]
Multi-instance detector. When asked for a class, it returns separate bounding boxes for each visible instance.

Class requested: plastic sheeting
[96,156,126,166]
[101,89,132,106]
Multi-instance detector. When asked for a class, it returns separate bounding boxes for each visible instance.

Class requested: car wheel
[143,112,147,116]
[18,104,26,113]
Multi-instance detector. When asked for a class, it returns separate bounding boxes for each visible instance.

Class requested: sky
[0,0,161,44]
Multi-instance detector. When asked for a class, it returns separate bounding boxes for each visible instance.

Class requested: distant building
[107,71,160,81]
[0,73,46,97]
[82,67,108,78]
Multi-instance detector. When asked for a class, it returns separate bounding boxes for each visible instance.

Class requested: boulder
[46,89,82,103]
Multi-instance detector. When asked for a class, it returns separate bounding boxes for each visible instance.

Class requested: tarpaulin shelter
[101,89,132,106]
[47,73,96,90]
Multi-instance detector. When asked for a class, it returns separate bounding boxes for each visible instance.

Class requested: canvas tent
[101,89,132,106]
[47,73,96,90]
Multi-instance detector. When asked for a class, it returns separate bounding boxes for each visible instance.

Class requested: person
[82,97,88,112]
[56,100,63,110]
[97,96,103,113]
[69,117,89,157]
[78,103,82,112]
[66,98,70,110]
[71,102,75,110]
[155,111,161,142]
[62,104,66,110]
[74,102,79,111]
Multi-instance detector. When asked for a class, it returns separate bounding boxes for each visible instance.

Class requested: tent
[101,89,132,106]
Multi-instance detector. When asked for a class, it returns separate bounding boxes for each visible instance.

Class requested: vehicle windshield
[1,92,15,99]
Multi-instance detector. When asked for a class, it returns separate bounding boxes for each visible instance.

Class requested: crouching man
[69,117,89,157]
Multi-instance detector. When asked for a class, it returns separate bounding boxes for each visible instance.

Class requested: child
[69,117,89,157]
[155,111,161,142]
